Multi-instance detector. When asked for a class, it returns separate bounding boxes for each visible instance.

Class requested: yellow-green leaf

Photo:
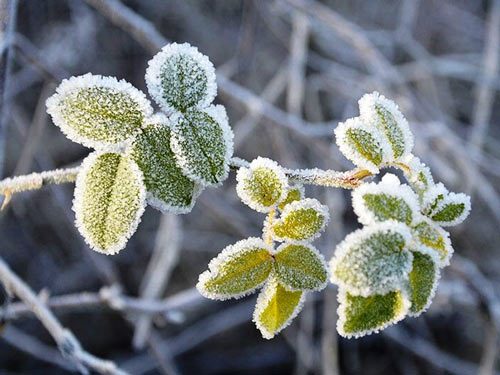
[46,74,152,149]
[274,243,328,291]
[408,251,439,316]
[412,220,452,267]
[197,238,273,300]
[337,289,409,338]
[271,198,329,243]
[277,185,304,211]
[253,277,304,339]
[129,115,200,214]
[73,152,146,254]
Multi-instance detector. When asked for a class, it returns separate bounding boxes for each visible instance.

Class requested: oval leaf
[271,198,329,243]
[274,243,328,291]
[278,185,304,211]
[335,117,384,173]
[337,289,409,338]
[129,114,201,214]
[352,173,419,226]
[197,238,273,300]
[330,221,413,296]
[359,91,413,161]
[236,157,288,213]
[430,192,471,227]
[73,152,146,254]
[46,74,152,149]
[170,105,234,186]
[145,42,216,113]
[408,251,439,316]
[253,277,304,339]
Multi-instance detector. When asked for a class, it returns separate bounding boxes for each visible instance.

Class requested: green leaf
[274,243,328,291]
[335,117,384,173]
[358,91,413,161]
[170,105,233,186]
[352,174,419,226]
[145,43,217,113]
[197,238,273,300]
[73,152,146,254]
[129,114,200,214]
[330,222,413,296]
[412,220,452,266]
[46,74,152,149]
[253,277,304,339]
[278,185,304,211]
[236,157,288,213]
[337,289,409,338]
[408,251,439,316]
[271,198,329,242]
[430,192,471,226]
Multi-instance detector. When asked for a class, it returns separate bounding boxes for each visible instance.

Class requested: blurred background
[0,0,499,374]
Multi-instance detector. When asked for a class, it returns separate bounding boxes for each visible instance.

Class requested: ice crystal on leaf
[407,251,440,316]
[73,151,146,254]
[277,185,304,211]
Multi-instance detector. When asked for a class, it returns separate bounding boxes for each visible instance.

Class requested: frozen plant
[0,43,471,339]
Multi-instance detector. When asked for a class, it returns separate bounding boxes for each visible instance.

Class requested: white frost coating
[336,288,410,339]
[72,151,147,255]
[0,167,80,193]
[431,192,471,227]
[236,157,288,213]
[145,42,217,113]
[271,198,330,244]
[46,73,153,150]
[358,91,414,161]
[334,117,388,173]
[169,104,234,187]
[411,217,454,267]
[253,276,306,340]
[351,173,420,226]
[404,155,434,191]
[329,221,413,297]
[196,237,273,301]
[404,251,441,318]
[421,183,448,215]
[274,242,329,291]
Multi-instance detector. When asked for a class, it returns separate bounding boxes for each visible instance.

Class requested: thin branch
[0,256,128,375]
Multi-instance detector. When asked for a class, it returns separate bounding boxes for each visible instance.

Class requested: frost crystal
[73,151,146,254]
[330,221,413,297]
[145,42,217,113]
[236,157,288,213]
[170,105,234,186]
[46,73,152,150]
[421,183,471,226]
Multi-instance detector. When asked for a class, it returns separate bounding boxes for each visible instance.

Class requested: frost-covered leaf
[404,156,434,193]
[73,151,146,254]
[46,73,152,149]
[407,251,439,316]
[271,198,329,243]
[412,219,453,266]
[421,183,448,216]
[170,105,233,186]
[430,192,471,226]
[335,117,385,173]
[236,157,288,213]
[145,42,216,113]
[253,277,305,339]
[273,243,328,291]
[352,173,419,226]
[330,221,413,296]
[278,185,304,211]
[337,289,409,338]
[359,91,413,161]
[197,238,273,300]
[129,114,201,214]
